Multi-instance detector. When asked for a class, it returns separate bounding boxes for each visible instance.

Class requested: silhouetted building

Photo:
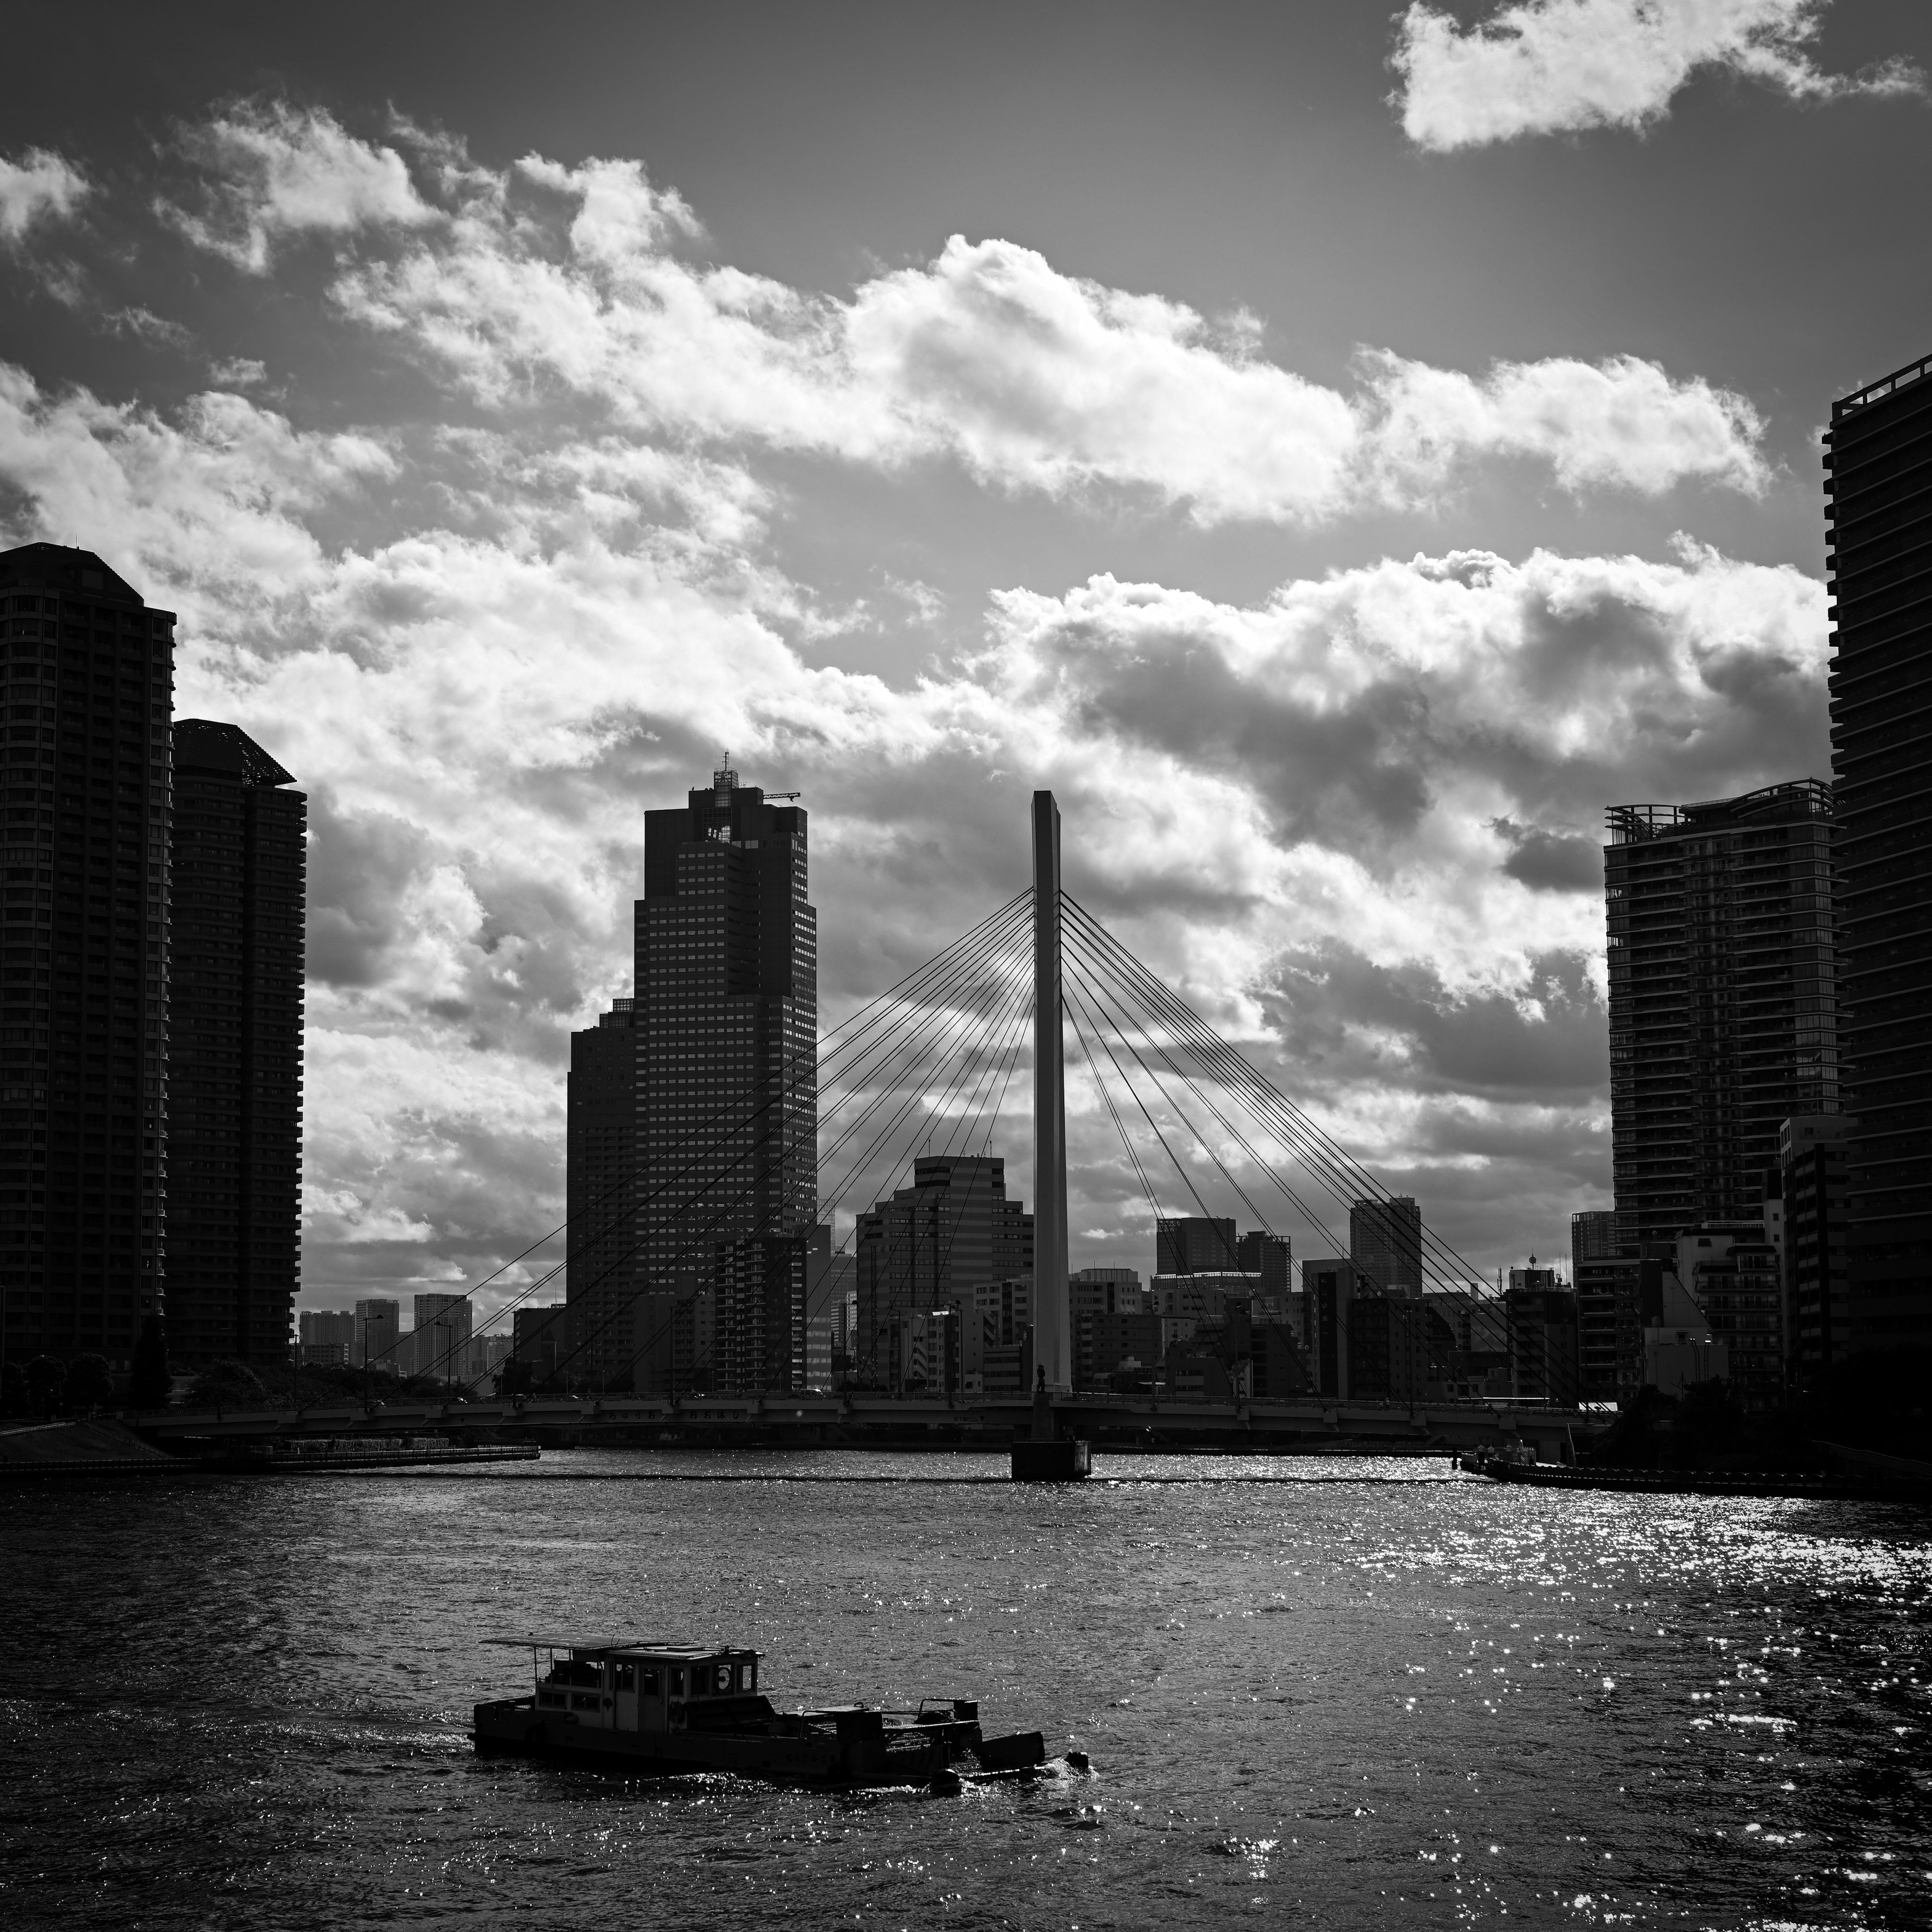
[1504,1283,1580,1404]
[856,1154,1031,1390]
[1155,1216,1238,1274]
[355,1297,400,1371]
[716,1232,807,1393]
[511,1302,571,1386]
[167,720,305,1369]
[636,765,816,1385]
[409,1291,471,1382]
[1605,782,1838,1250]
[567,998,636,1387]
[1571,1208,1639,1402]
[1824,359,1932,1358]
[297,1308,353,1366]
[0,545,173,1377]
[1070,1266,1142,1389]
[1781,1114,1855,1387]
[1350,1196,1422,1294]
[1235,1230,1292,1293]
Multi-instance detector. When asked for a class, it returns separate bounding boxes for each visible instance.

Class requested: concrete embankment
[0,1418,175,1473]
[0,1420,539,1478]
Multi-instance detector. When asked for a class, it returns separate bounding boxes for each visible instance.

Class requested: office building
[1071,1266,1142,1389]
[1350,1196,1422,1294]
[1673,1226,1781,1407]
[0,544,173,1377]
[167,720,305,1369]
[409,1291,471,1382]
[355,1297,400,1372]
[1823,359,1932,1357]
[566,998,636,1388]
[1571,1208,1639,1403]
[634,765,816,1381]
[961,1274,1032,1393]
[1781,1114,1855,1387]
[1503,1281,1581,1404]
[1155,1216,1239,1274]
[1235,1231,1291,1292]
[1604,781,1837,1250]
[855,1154,1032,1389]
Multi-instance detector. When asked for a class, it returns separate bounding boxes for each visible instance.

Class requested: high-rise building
[634,766,816,1382]
[715,1232,807,1393]
[1070,1266,1142,1389]
[297,1308,354,1366]
[1155,1216,1238,1274]
[167,721,305,1368]
[1823,359,1932,1359]
[1604,783,1838,1250]
[354,1297,400,1371]
[1234,1231,1291,1293]
[854,1154,1032,1389]
[1349,1196,1422,1294]
[1781,1114,1855,1387]
[0,544,173,1378]
[1571,1208,1639,1403]
[410,1291,471,1382]
[566,998,636,1389]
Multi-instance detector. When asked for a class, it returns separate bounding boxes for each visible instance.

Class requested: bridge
[139,1391,1584,1462]
[296,786,1595,1457]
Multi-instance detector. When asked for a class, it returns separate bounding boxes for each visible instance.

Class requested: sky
[1,0,1926,1322]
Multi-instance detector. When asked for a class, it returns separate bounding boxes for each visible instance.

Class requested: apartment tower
[565,998,637,1388]
[1604,782,1838,1251]
[167,721,305,1367]
[0,544,173,1377]
[1823,357,1932,1358]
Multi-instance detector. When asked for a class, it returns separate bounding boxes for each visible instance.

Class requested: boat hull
[471,1698,1022,1786]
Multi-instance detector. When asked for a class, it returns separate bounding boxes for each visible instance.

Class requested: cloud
[148,106,1772,523]
[0,148,89,240]
[1394,0,1922,152]
[163,100,441,271]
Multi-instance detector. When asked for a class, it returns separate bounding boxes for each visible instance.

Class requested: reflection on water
[1,1452,1927,1929]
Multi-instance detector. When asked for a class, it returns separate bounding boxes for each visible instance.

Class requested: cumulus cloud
[0,104,1832,1299]
[162,100,442,271]
[0,148,89,240]
[1394,0,1922,152]
[147,106,1773,523]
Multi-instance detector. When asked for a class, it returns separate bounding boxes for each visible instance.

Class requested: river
[1,1452,1927,1929]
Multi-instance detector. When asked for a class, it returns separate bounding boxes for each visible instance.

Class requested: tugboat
[472,1636,1053,1786]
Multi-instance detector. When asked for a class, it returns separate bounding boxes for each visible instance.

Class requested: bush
[64,1353,115,1413]
[24,1354,66,1415]
[128,1317,171,1409]
[186,1358,270,1410]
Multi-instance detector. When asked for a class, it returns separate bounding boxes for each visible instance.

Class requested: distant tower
[1603,783,1836,1251]
[1349,1196,1422,1295]
[0,544,174,1377]
[168,720,306,1366]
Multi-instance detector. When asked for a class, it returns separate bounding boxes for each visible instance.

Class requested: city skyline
[3,4,1931,1324]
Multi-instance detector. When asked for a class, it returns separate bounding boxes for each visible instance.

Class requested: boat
[471,1636,1056,1786]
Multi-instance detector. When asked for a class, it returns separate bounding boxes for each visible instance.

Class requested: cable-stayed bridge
[151,791,1592,1460]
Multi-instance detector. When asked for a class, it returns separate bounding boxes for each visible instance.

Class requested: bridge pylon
[1032,790,1069,1390]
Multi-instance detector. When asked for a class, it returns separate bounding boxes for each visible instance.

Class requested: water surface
[2,1451,1927,1928]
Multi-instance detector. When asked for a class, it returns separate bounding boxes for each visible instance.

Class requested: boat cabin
[487,1637,765,1735]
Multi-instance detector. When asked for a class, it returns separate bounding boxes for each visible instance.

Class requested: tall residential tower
[167,721,305,1367]
[0,544,173,1378]
[1823,357,1932,1359]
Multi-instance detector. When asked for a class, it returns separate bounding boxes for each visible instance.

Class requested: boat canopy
[484,1636,760,1662]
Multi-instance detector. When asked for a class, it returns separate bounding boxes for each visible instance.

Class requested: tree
[0,1358,27,1419]
[23,1354,65,1415]
[186,1358,269,1410]
[64,1353,114,1413]
[128,1316,171,1410]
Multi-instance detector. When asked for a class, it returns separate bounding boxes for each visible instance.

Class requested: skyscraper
[565,998,636,1388]
[1823,357,1932,1359]
[1604,783,1838,1250]
[1155,1216,1238,1274]
[1349,1195,1422,1294]
[167,720,305,1368]
[634,765,815,1388]
[0,544,172,1379]
[854,1154,1032,1390]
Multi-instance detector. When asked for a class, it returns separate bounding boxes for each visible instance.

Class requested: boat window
[614,1666,635,1693]
[537,1690,566,1709]
[716,1663,735,1694]
[641,1670,660,1696]
[747,1659,757,1691]
[670,1669,684,1697]
[570,1693,600,1712]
